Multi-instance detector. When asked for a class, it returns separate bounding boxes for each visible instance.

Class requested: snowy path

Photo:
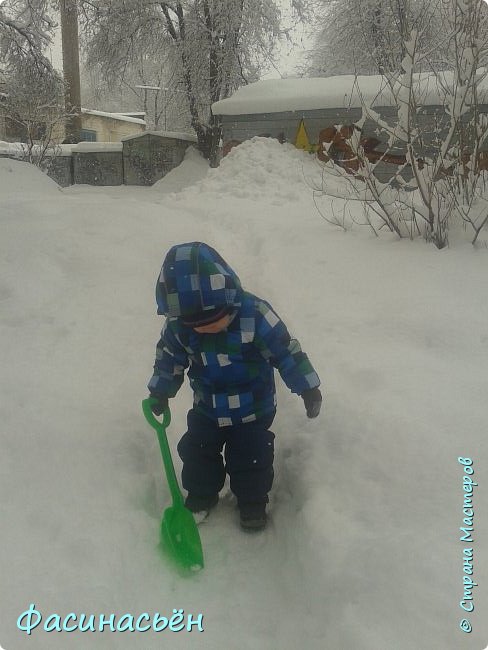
[0,162,327,649]
[2,144,488,650]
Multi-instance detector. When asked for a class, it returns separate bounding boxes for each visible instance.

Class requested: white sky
[46,19,63,71]
[262,1,315,79]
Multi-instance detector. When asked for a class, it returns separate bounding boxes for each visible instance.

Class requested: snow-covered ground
[1,139,488,650]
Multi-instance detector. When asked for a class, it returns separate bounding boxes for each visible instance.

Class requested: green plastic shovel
[142,398,204,571]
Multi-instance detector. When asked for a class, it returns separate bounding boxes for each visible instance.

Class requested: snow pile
[0,157,60,198]
[152,146,209,194]
[182,137,320,204]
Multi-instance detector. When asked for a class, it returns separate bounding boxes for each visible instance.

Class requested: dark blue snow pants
[177,408,276,505]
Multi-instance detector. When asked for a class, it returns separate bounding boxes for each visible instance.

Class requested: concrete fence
[1,131,198,188]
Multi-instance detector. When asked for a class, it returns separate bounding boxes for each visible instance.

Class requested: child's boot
[239,502,267,531]
[185,493,219,521]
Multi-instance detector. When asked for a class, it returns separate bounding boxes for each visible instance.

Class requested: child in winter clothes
[147,242,322,531]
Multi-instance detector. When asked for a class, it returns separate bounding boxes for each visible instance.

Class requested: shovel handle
[141,398,183,508]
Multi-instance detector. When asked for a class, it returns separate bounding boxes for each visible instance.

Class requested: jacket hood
[156,242,243,318]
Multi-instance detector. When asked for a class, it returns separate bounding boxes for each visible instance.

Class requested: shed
[122,130,198,186]
[212,75,488,181]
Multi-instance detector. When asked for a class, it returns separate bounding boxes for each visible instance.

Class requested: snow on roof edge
[81,108,146,125]
[212,73,488,115]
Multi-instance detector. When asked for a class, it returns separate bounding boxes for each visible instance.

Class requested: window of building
[80,129,97,142]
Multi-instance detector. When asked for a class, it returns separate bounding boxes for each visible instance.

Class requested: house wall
[80,114,145,142]
[0,111,143,144]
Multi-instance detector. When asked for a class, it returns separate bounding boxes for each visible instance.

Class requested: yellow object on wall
[294,119,317,153]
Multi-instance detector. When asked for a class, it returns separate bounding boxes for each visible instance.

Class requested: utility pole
[60,0,82,142]
[135,85,160,129]
[161,86,187,131]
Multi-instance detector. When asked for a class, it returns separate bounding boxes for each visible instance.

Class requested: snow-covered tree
[0,1,66,163]
[80,0,315,164]
[0,59,66,163]
[307,0,444,77]
[0,0,55,73]
[314,0,488,248]
[81,49,192,132]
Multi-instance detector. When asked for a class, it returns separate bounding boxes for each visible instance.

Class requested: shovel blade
[160,505,204,571]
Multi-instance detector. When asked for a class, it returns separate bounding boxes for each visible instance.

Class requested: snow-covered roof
[81,108,146,125]
[121,130,197,143]
[212,73,488,115]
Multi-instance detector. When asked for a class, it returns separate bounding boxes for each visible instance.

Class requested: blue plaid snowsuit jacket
[148,242,320,427]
